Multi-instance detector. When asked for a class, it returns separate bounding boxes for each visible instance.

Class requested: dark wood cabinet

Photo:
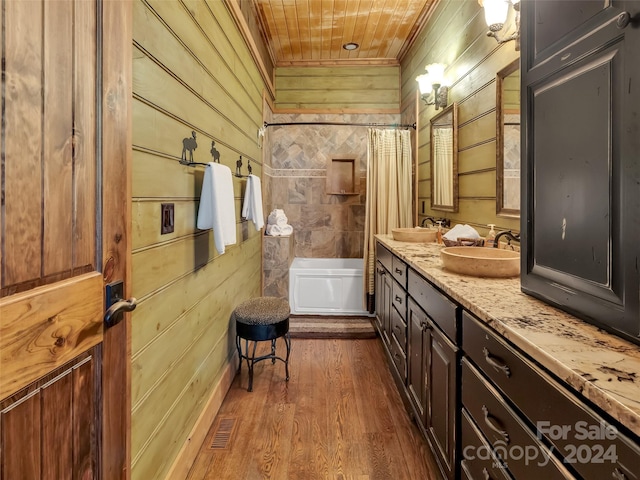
[374,261,392,346]
[375,244,408,381]
[426,321,458,480]
[376,239,640,480]
[462,310,640,480]
[376,242,460,480]
[407,296,459,480]
[521,0,640,344]
[407,298,428,425]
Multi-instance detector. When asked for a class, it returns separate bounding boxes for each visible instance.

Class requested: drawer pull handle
[616,11,631,29]
[612,468,627,480]
[483,348,511,377]
[395,267,403,274]
[482,468,492,480]
[482,405,510,444]
[395,295,402,303]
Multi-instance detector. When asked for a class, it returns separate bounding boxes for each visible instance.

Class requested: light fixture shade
[425,63,446,86]
[482,0,509,30]
[416,74,432,95]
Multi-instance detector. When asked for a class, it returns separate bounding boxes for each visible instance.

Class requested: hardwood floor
[186,338,442,480]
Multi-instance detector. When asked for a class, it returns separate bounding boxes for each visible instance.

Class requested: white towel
[241,174,264,230]
[267,209,288,226]
[197,162,237,254]
[443,224,480,241]
[266,224,293,236]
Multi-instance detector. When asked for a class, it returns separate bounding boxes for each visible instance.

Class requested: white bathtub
[289,257,369,315]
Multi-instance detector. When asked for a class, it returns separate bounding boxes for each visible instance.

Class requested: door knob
[104,298,137,328]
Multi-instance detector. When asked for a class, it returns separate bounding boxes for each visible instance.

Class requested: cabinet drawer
[390,334,407,381]
[463,311,640,480]
[460,408,510,480]
[376,242,392,272]
[391,255,407,287]
[462,358,575,480]
[391,305,407,351]
[392,280,406,320]
[408,268,457,343]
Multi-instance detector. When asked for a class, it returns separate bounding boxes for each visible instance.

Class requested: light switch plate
[161,203,175,234]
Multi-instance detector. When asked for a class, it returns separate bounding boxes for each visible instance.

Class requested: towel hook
[179,131,208,167]
[210,140,220,163]
[177,132,253,176]
[234,156,251,178]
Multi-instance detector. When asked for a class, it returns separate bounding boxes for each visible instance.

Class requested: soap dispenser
[485,224,496,248]
[436,221,443,244]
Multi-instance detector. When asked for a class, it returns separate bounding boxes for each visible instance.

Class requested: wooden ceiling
[252,0,437,67]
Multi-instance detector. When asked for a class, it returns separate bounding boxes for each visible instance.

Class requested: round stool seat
[234,297,290,326]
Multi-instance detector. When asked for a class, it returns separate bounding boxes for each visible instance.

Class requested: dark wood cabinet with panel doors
[461,310,640,480]
[376,235,640,480]
[375,240,460,480]
[375,243,393,347]
[407,268,459,480]
[520,0,640,344]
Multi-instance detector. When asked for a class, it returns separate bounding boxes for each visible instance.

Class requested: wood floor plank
[186,339,441,480]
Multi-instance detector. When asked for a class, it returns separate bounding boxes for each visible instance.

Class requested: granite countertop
[376,234,640,438]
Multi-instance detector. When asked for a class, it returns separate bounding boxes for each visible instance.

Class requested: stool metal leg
[284,332,291,381]
[271,339,276,364]
[247,340,258,392]
[236,335,242,374]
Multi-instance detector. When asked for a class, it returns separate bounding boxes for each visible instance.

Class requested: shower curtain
[363,128,413,311]
[432,127,454,205]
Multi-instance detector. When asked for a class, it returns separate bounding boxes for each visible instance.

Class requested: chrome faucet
[493,230,521,248]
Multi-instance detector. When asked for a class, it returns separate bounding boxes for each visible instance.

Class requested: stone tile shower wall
[265,112,401,259]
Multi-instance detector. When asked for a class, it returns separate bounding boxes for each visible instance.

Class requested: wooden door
[0,1,132,479]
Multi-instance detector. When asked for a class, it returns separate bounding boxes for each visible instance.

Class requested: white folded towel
[443,224,480,241]
[266,224,293,236]
[267,209,288,226]
[241,174,264,230]
[197,162,237,254]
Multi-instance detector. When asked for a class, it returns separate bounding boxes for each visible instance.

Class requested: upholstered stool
[234,297,291,392]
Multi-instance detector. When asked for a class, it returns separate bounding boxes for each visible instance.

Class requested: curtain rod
[263,121,416,130]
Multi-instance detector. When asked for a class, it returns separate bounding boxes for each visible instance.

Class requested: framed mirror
[496,60,521,217]
[430,103,458,212]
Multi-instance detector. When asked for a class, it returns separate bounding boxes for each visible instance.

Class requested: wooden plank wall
[131,1,264,479]
[401,0,520,235]
[275,65,400,112]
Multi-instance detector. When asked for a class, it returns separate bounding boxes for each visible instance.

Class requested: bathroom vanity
[375,235,640,480]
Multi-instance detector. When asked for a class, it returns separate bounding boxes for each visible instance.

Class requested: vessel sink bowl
[392,227,437,243]
[440,246,520,278]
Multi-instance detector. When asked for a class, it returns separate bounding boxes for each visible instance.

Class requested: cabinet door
[374,262,385,335]
[427,323,458,480]
[407,298,428,426]
[521,0,640,343]
[382,269,393,346]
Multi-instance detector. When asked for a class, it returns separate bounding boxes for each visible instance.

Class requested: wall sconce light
[479,0,520,50]
[416,63,448,110]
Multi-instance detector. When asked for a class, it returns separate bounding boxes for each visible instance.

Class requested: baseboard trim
[163,352,238,480]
